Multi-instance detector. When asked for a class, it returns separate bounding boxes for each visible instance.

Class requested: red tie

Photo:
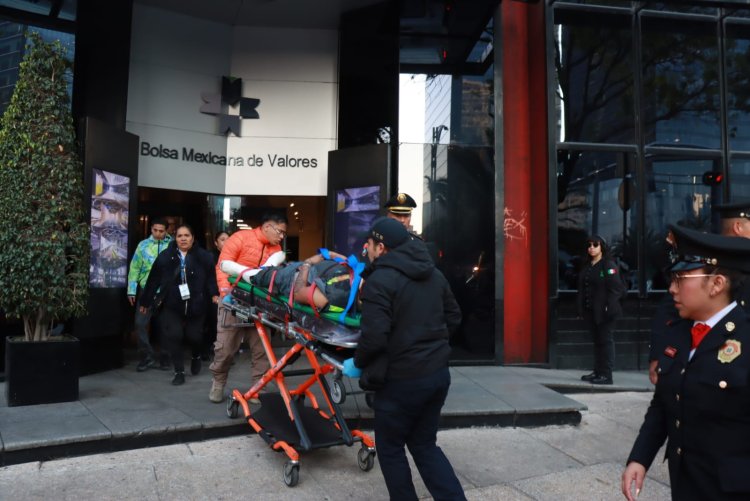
[691,323,711,350]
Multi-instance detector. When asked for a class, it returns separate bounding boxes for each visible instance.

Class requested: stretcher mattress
[229,276,361,348]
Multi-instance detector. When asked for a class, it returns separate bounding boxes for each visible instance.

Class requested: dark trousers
[584,312,615,379]
[160,308,205,373]
[203,303,218,357]
[373,367,466,501]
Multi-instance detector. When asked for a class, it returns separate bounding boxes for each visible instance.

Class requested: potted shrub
[0,33,89,406]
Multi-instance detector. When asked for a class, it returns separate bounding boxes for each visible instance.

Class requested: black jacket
[577,258,625,324]
[628,305,750,500]
[141,241,218,318]
[354,238,461,383]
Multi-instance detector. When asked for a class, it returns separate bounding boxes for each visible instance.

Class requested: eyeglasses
[669,273,716,286]
[587,242,600,248]
[268,225,287,238]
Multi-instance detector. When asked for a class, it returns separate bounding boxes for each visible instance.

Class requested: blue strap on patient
[318,248,364,322]
[340,255,365,322]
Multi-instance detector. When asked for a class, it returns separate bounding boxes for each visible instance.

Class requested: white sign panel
[225,136,334,195]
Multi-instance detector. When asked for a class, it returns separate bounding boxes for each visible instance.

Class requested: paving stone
[0,401,110,451]
[511,461,671,501]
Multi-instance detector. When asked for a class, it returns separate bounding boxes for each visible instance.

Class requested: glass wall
[399,20,496,361]
[0,20,75,114]
[552,1,750,295]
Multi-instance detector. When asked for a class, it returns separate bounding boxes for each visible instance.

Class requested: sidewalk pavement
[0,392,669,500]
[0,349,653,467]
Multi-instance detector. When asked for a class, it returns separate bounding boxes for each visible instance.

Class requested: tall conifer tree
[0,33,89,341]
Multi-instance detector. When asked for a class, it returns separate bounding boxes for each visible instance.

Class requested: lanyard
[178,251,187,284]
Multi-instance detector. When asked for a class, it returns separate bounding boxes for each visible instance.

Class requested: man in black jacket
[347,217,465,501]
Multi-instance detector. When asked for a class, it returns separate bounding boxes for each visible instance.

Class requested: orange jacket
[216,227,282,292]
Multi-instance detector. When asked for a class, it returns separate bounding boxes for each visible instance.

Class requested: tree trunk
[23,309,51,341]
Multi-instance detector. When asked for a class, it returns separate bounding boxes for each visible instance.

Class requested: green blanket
[230,276,361,328]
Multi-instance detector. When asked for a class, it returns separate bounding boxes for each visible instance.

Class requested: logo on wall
[200,76,260,136]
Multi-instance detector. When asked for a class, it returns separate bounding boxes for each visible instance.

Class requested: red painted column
[502,1,549,363]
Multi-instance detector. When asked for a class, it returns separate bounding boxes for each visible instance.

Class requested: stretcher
[222,277,376,487]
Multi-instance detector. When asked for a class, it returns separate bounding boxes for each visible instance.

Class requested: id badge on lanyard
[178,252,190,300]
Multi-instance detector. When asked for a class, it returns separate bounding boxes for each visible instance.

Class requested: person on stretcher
[224,250,363,315]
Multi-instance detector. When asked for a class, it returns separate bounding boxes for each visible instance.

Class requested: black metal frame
[546,0,750,301]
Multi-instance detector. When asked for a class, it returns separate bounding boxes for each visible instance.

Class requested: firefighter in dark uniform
[647,200,750,385]
[622,224,750,501]
[715,200,750,311]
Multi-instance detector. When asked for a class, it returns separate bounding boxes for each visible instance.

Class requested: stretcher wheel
[283,461,300,487]
[226,397,240,419]
[357,446,376,472]
[330,378,346,404]
[365,392,375,409]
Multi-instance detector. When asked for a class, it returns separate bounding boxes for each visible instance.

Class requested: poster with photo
[90,169,130,288]
[333,185,380,257]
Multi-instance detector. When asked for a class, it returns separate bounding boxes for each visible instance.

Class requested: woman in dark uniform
[622,224,750,500]
[578,235,625,385]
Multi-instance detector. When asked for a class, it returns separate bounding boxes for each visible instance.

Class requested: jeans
[134,295,155,360]
[373,367,465,501]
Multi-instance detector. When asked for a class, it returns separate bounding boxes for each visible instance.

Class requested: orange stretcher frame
[223,303,376,488]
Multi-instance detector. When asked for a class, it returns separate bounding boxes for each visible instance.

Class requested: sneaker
[172,372,186,385]
[190,356,202,375]
[136,358,155,372]
[580,372,597,382]
[209,382,225,403]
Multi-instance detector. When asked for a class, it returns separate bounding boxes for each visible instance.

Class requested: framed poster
[333,185,380,257]
[89,169,130,288]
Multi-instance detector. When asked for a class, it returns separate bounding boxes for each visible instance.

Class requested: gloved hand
[222,292,233,305]
[342,358,362,378]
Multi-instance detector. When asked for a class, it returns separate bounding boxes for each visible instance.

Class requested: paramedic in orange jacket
[208,213,287,403]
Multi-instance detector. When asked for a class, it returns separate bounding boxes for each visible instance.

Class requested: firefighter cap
[667,223,750,273]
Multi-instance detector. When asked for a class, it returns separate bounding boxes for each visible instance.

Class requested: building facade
[1,0,748,374]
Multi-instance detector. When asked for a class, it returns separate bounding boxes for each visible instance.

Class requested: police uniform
[627,224,750,500]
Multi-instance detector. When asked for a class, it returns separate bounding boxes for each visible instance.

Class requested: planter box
[5,335,80,407]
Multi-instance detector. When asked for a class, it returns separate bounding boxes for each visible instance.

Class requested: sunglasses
[587,242,601,248]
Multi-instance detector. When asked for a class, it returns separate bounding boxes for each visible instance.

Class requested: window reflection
[645,156,715,290]
[728,158,750,200]
[643,2,717,15]
[725,23,750,152]
[553,10,634,144]
[641,17,719,148]
[557,150,636,291]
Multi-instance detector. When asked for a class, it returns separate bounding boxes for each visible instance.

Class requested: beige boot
[209,382,225,403]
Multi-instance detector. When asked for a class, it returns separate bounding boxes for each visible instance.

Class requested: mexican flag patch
[606,268,618,275]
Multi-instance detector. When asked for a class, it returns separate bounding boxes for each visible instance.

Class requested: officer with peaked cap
[384,192,418,232]
[622,224,750,501]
